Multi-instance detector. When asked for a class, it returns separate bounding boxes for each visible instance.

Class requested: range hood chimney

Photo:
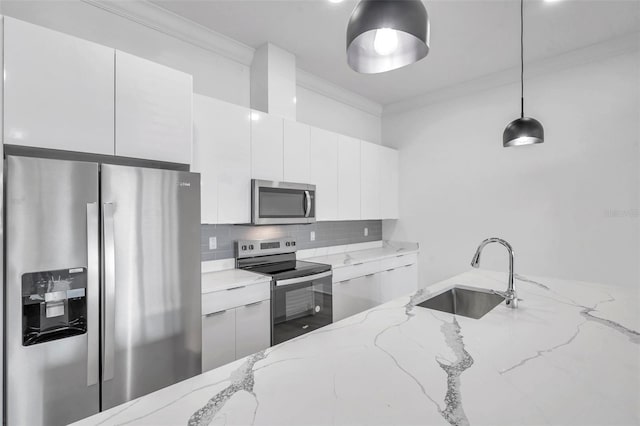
[250,43,297,121]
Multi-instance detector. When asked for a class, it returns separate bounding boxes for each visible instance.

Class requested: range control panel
[236,237,297,258]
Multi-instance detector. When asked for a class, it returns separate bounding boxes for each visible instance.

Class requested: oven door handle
[275,271,332,287]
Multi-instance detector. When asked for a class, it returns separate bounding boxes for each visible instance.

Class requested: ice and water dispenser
[21,267,88,346]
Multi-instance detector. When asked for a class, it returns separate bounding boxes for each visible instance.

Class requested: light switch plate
[209,237,217,250]
[310,231,316,241]
[364,227,368,237]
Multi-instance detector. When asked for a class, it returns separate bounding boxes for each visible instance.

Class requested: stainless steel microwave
[251,180,316,225]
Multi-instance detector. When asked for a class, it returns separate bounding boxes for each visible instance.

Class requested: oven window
[272,277,332,345]
[259,188,306,218]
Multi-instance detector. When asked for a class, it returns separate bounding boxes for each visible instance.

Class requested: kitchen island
[73,269,639,426]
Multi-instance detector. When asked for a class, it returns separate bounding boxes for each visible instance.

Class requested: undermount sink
[417,286,504,319]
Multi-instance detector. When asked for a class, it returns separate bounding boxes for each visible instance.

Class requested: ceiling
[151,0,640,106]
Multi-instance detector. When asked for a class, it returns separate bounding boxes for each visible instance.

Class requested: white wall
[0,0,381,142]
[383,50,640,290]
[297,86,382,144]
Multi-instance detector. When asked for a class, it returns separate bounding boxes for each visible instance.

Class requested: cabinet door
[4,17,114,155]
[202,309,236,372]
[337,135,361,220]
[333,275,378,322]
[378,265,418,304]
[360,141,381,219]
[251,111,283,181]
[283,120,310,183]
[115,51,193,164]
[235,300,271,359]
[192,95,219,224]
[193,95,251,224]
[380,146,399,219]
[310,127,339,221]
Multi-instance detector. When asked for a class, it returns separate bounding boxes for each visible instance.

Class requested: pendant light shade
[503,0,544,147]
[503,117,544,147]
[347,0,430,74]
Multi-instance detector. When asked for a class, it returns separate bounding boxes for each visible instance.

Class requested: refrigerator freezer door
[100,164,201,410]
[5,156,100,426]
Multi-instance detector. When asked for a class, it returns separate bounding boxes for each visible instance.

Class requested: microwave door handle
[86,203,99,387]
[304,190,311,218]
[102,202,116,382]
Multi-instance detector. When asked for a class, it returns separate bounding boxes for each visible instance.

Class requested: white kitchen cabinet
[310,127,339,221]
[115,50,193,164]
[193,95,251,224]
[378,264,418,303]
[202,309,236,372]
[283,120,310,183]
[201,280,271,372]
[3,17,114,155]
[338,135,361,220]
[235,300,271,359]
[251,111,283,181]
[333,274,379,322]
[360,141,381,219]
[192,95,219,224]
[380,146,399,219]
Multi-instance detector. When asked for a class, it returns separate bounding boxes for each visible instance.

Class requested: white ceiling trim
[384,32,640,116]
[297,69,383,117]
[82,0,383,117]
[82,0,256,65]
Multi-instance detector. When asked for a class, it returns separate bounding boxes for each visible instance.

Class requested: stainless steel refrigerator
[4,155,202,426]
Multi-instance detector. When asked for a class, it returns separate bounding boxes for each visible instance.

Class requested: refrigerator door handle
[102,202,116,382]
[86,203,100,387]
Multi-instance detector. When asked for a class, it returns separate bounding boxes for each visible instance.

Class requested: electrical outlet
[310,231,316,241]
[364,227,369,237]
[208,237,217,250]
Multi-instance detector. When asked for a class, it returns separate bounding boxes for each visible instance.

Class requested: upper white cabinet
[360,141,381,220]
[193,95,251,224]
[3,17,114,155]
[283,120,310,183]
[310,127,339,221]
[115,50,193,164]
[380,146,399,219]
[251,111,283,181]
[338,135,361,220]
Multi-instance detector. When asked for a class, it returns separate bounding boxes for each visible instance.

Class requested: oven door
[272,271,332,345]
[252,180,316,225]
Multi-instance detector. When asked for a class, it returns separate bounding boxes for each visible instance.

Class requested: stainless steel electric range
[236,238,332,345]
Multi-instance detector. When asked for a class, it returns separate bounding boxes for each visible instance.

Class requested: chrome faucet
[470,238,519,308]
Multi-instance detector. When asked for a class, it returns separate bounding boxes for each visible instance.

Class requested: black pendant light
[346,0,430,74]
[503,0,544,147]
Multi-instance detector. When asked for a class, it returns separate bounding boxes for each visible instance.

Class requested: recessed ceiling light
[544,0,563,3]
[328,0,344,3]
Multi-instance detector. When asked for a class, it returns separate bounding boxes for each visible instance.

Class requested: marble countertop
[303,240,419,269]
[74,269,639,426]
[201,269,271,294]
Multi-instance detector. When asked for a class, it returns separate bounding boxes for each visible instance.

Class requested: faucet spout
[470,237,518,308]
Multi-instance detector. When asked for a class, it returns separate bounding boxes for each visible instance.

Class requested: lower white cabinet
[332,254,418,322]
[333,274,379,322]
[235,301,271,359]
[202,309,236,370]
[202,283,270,372]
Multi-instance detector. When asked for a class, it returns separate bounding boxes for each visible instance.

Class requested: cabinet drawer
[379,253,418,272]
[202,309,236,372]
[332,261,380,283]
[202,281,271,315]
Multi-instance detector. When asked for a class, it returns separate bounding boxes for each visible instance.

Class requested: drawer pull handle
[244,301,262,308]
[227,286,246,291]
[205,310,227,317]
[365,273,375,278]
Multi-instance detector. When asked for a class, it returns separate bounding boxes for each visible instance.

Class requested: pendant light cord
[520,0,524,118]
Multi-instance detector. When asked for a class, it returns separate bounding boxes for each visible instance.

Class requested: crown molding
[81,0,256,65]
[297,69,383,117]
[384,32,640,116]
